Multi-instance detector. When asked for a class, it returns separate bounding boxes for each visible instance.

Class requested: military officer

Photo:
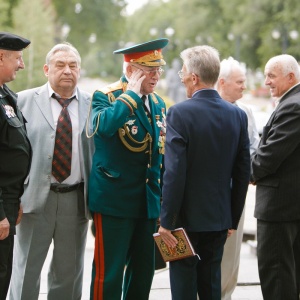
[88,38,168,300]
[0,32,31,299]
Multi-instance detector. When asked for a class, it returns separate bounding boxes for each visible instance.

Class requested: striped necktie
[52,94,75,183]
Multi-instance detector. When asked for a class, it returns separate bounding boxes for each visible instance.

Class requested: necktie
[52,94,75,183]
[142,95,152,123]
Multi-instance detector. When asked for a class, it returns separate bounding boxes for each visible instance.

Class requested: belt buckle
[51,183,82,193]
[52,185,60,193]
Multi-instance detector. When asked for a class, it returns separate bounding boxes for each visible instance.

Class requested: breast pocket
[7,115,23,128]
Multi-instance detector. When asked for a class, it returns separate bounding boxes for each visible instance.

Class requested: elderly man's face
[221,68,246,102]
[264,61,292,98]
[179,64,195,98]
[130,64,163,95]
[44,50,80,95]
[0,50,25,85]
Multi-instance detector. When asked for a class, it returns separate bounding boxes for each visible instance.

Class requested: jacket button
[158,179,160,184]
[146,178,149,183]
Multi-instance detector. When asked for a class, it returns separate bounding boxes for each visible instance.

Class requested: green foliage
[6,0,56,92]
[0,0,19,28]
[125,0,300,71]
[51,0,126,78]
[2,0,300,90]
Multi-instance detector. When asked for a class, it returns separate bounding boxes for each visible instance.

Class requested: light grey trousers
[9,189,88,300]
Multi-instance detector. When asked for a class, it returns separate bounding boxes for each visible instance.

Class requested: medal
[131,125,138,135]
[156,109,167,154]
[2,104,16,118]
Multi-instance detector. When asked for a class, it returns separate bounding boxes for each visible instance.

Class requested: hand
[0,218,10,240]
[16,204,23,225]
[158,226,178,248]
[127,69,146,94]
[227,229,235,238]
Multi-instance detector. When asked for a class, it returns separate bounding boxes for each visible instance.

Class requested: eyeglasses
[133,65,164,76]
[178,70,186,79]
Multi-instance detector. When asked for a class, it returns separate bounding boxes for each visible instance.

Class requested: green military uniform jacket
[89,76,166,219]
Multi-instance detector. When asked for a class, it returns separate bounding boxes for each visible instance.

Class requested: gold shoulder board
[98,81,123,95]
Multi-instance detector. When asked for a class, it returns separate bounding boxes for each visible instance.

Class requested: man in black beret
[0,32,31,299]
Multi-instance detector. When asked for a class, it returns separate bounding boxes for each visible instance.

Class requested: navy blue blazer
[160,89,250,232]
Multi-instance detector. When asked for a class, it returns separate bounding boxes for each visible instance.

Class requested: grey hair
[219,57,245,80]
[266,54,300,80]
[45,42,81,67]
[180,45,220,85]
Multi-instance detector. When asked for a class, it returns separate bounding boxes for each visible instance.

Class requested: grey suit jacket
[17,83,94,219]
[251,84,300,222]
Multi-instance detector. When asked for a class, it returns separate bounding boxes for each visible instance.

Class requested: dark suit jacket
[160,89,250,232]
[251,84,300,222]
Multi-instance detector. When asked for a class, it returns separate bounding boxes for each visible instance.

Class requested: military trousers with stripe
[90,213,156,300]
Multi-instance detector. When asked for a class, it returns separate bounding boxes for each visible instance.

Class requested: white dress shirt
[236,100,260,154]
[47,83,82,184]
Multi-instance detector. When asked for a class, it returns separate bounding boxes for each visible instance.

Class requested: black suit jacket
[252,84,300,222]
[160,89,250,232]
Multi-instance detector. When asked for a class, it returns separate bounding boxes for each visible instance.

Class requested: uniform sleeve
[92,90,142,137]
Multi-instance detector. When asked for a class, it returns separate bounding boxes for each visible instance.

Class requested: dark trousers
[169,230,227,300]
[257,219,300,300]
[0,235,14,300]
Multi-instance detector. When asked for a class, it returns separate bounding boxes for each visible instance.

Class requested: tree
[124,0,300,71]
[0,0,20,28]
[51,0,126,78]
[7,0,56,92]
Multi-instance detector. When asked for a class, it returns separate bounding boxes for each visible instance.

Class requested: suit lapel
[268,84,300,127]
[34,85,55,130]
[77,89,90,134]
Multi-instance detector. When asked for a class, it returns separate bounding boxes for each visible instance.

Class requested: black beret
[0,32,31,51]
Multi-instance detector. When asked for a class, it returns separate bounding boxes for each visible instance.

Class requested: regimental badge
[2,104,16,118]
[156,109,167,154]
[131,125,138,135]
